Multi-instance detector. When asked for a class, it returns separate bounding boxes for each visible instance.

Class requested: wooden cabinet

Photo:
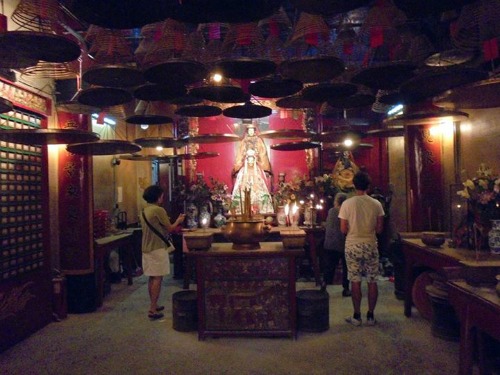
[188,243,302,340]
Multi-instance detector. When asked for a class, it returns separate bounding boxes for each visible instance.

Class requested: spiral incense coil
[11,0,63,33]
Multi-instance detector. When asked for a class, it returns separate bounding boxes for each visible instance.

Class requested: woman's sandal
[148,311,164,320]
[155,306,165,312]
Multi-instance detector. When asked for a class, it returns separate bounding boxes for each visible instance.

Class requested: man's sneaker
[345,316,362,326]
[366,317,377,326]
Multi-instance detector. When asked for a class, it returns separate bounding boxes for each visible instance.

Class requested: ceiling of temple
[2,0,499,131]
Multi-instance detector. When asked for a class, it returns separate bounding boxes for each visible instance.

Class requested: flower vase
[488,220,500,255]
[473,212,492,250]
[303,207,317,227]
[198,204,211,228]
[186,203,198,229]
[276,206,287,226]
[213,208,227,228]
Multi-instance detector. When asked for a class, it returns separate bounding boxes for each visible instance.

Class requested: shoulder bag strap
[142,211,171,245]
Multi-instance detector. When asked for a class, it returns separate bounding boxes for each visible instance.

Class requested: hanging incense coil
[384,107,469,126]
[86,32,136,65]
[11,0,63,33]
[301,83,358,103]
[270,141,321,151]
[214,23,276,79]
[66,140,142,156]
[0,31,81,64]
[76,87,133,108]
[322,142,373,151]
[19,61,77,79]
[83,64,144,88]
[433,77,500,109]
[168,95,204,106]
[181,28,206,62]
[6,0,81,66]
[350,62,417,91]
[366,127,404,138]
[133,83,186,102]
[142,20,208,85]
[259,129,314,140]
[424,49,475,67]
[279,56,346,83]
[189,85,250,104]
[327,93,376,109]
[222,102,272,119]
[56,101,101,114]
[312,130,365,143]
[399,68,489,100]
[286,12,330,47]
[257,7,292,36]
[181,134,241,144]
[0,129,100,146]
[82,27,144,88]
[0,52,38,69]
[141,19,189,64]
[175,105,222,118]
[249,76,303,98]
[357,0,407,47]
[452,0,500,51]
[197,23,230,64]
[133,137,186,148]
[275,95,317,109]
[176,152,220,160]
[134,22,165,67]
[120,154,178,162]
[126,101,175,124]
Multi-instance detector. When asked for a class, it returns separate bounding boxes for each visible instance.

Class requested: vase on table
[276,206,287,226]
[186,203,198,229]
[488,219,500,255]
[198,204,211,228]
[213,207,227,228]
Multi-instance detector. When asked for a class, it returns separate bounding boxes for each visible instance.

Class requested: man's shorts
[345,243,379,282]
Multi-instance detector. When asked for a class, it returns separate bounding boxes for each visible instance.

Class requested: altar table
[447,280,500,375]
[94,231,134,307]
[402,238,500,317]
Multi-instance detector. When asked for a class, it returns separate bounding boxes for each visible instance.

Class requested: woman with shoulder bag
[141,185,185,320]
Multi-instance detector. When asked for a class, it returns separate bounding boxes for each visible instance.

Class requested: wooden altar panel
[190,243,302,339]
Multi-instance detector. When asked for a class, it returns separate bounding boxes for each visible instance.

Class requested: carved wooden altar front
[187,243,302,340]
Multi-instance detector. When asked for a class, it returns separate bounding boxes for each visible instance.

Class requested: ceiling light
[91,113,116,126]
[212,73,222,82]
[343,139,353,147]
[387,104,404,116]
[140,124,149,130]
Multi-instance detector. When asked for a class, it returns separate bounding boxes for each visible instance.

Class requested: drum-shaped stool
[172,290,198,332]
[296,289,329,332]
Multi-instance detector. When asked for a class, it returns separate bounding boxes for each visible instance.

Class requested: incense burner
[221,218,271,250]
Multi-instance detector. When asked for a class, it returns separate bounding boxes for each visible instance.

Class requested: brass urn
[222,187,271,249]
[222,218,270,250]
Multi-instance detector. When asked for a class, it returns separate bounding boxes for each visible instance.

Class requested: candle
[291,203,298,226]
[284,203,290,226]
[239,188,243,215]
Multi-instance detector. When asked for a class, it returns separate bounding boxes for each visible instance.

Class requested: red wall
[194,112,310,192]
[193,112,389,195]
